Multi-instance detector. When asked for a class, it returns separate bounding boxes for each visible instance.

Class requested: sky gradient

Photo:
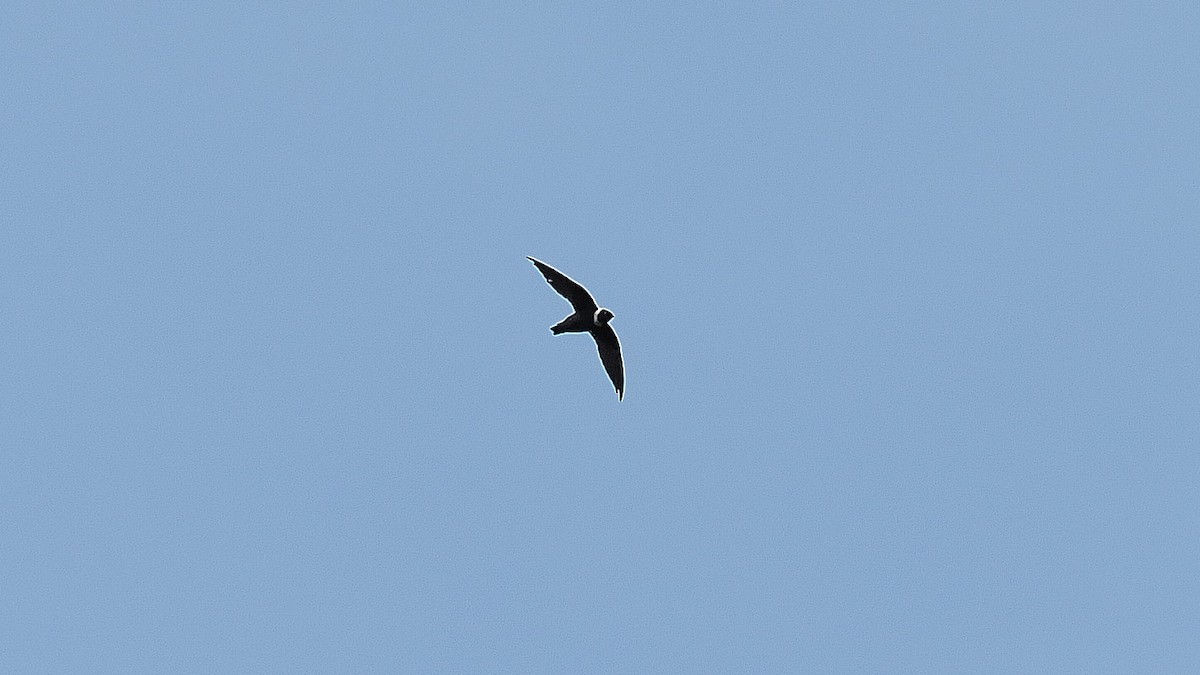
[2,2,1198,671]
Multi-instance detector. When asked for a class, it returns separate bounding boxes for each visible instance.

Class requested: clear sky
[2,2,1197,672]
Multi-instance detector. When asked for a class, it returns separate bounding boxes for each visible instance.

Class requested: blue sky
[2,2,1197,671]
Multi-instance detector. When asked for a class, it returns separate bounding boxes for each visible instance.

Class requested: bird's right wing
[527,257,598,313]
[592,324,624,401]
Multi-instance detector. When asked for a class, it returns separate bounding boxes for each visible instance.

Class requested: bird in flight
[527,257,624,401]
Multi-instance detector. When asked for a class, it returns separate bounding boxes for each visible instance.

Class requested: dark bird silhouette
[527,257,624,400]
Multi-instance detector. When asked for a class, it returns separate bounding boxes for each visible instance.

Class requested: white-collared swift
[527,257,624,401]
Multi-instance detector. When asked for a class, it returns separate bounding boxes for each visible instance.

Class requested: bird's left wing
[591,324,624,401]
[527,257,598,313]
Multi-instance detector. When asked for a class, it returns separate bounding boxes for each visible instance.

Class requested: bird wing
[591,324,624,401]
[527,257,598,313]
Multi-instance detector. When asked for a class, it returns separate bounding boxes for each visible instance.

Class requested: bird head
[594,308,615,325]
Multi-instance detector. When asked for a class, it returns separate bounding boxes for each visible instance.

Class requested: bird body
[527,257,625,400]
[550,312,593,335]
[551,307,614,334]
